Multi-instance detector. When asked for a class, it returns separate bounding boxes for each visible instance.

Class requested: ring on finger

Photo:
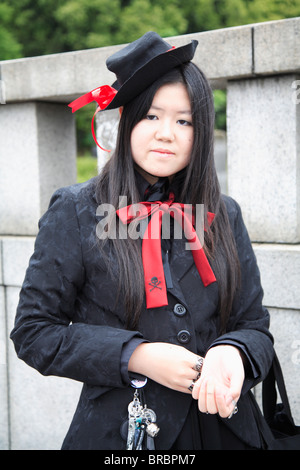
[228,400,238,419]
[188,374,202,392]
[206,386,215,396]
[193,356,204,373]
[188,381,195,392]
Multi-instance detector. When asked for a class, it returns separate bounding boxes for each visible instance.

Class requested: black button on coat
[10,178,274,450]
[173,304,186,316]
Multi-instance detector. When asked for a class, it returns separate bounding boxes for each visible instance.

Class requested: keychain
[126,385,160,450]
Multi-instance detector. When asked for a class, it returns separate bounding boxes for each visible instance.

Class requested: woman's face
[130,82,194,184]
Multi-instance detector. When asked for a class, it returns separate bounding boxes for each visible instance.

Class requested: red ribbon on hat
[117,193,216,309]
[68,85,118,152]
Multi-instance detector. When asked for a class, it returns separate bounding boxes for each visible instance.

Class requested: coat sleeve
[209,197,274,387]
[10,187,143,388]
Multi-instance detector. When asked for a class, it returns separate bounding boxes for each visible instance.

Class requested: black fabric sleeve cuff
[121,337,148,385]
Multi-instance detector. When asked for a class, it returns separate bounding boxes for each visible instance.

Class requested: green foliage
[214,90,227,130]
[0,2,23,59]
[75,104,98,152]
[77,154,98,183]
[54,0,123,50]
[2,0,298,60]
[181,0,300,32]
[112,0,187,43]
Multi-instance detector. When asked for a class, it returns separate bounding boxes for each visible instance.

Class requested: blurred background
[1,0,298,182]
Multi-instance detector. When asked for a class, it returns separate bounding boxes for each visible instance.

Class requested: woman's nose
[155,120,175,141]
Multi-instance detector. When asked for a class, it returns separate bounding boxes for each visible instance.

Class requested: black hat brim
[105,40,198,110]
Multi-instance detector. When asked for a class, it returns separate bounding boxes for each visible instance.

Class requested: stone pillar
[0,102,77,236]
[0,101,78,449]
[227,74,300,422]
[0,281,9,450]
[227,74,299,243]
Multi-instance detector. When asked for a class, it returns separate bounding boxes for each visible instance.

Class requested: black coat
[11,177,274,450]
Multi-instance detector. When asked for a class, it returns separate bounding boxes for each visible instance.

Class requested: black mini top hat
[105,31,198,109]
[68,31,198,149]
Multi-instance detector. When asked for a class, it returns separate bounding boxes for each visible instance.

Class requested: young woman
[11,32,274,450]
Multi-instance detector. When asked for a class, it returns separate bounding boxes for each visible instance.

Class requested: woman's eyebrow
[150,105,192,114]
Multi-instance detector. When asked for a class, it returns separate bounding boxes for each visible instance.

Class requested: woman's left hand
[191,345,245,418]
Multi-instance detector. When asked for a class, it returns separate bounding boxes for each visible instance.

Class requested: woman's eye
[178,119,192,126]
[146,114,158,121]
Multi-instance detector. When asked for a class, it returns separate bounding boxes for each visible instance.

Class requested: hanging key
[127,391,143,450]
[135,420,146,450]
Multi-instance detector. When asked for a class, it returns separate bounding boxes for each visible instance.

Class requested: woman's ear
[119,107,123,117]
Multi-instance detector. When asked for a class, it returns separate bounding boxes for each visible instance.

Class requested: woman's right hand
[128,342,201,394]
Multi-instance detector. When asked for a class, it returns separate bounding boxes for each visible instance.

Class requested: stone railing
[0,17,299,449]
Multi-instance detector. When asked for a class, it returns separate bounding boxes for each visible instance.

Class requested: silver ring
[193,356,204,373]
[227,400,238,419]
[188,381,195,392]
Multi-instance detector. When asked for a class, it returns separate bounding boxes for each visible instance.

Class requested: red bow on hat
[68,85,118,152]
[117,193,216,309]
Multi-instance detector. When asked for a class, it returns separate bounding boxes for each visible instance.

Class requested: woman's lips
[151,148,175,155]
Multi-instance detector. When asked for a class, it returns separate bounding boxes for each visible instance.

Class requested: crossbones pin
[149,277,162,291]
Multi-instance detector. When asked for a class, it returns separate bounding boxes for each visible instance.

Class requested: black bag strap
[262,351,294,425]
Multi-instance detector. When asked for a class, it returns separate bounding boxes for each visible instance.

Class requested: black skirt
[170,400,259,450]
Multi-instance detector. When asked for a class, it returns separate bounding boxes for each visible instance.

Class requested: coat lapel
[167,237,194,307]
[169,236,195,281]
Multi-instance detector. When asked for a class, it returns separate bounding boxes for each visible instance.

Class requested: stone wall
[0,18,299,449]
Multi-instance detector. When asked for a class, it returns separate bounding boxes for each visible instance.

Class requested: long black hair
[96,62,240,333]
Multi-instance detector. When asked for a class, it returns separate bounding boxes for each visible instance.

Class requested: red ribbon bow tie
[68,85,118,152]
[117,193,216,309]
